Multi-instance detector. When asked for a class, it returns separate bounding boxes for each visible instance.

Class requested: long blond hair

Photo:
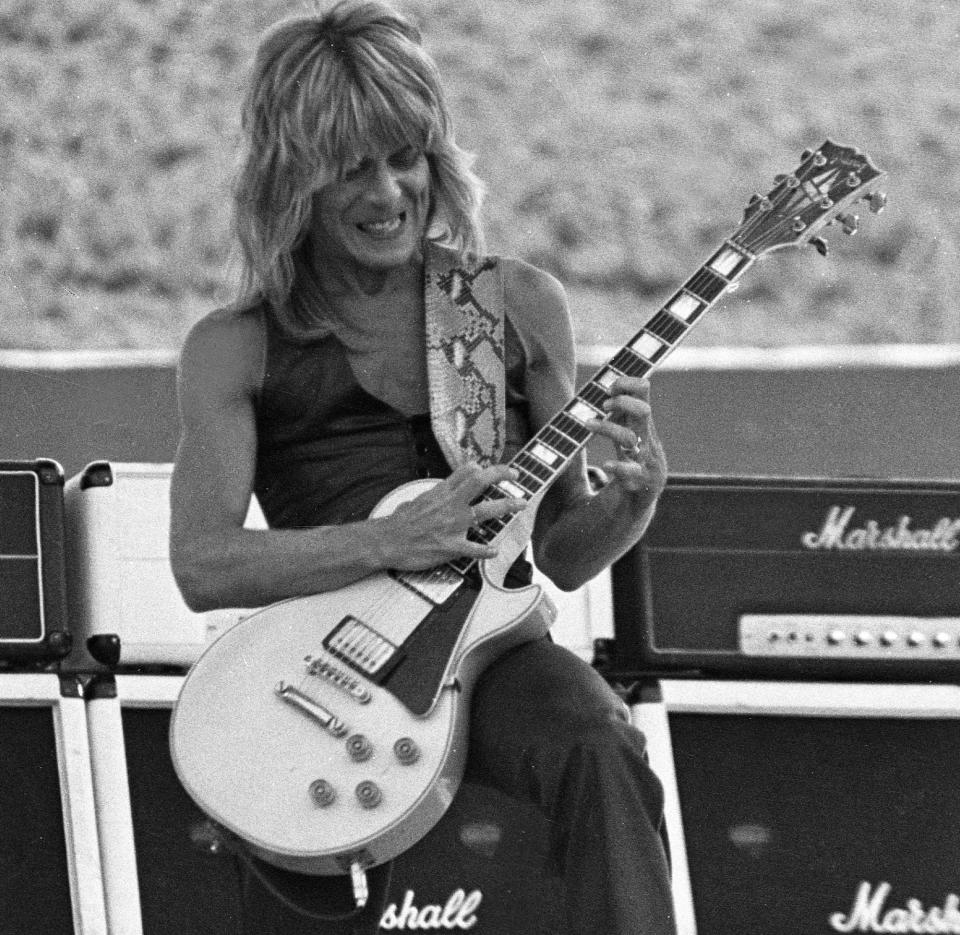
[232,0,485,336]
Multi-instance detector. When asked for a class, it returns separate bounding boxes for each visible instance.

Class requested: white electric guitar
[170,141,886,892]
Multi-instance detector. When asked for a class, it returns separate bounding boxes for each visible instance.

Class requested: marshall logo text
[802,506,960,553]
[379,888,482,930]
[830,881,960,933]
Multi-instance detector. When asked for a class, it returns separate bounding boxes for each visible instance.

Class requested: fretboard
[447,238,755,576]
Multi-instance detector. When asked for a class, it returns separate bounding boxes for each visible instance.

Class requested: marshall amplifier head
[609,475,960,681]
[0,460,72,664]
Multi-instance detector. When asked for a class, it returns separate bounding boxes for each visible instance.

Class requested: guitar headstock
[734,140,887,258]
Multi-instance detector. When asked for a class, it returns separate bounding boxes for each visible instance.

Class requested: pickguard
[382,570,483,716]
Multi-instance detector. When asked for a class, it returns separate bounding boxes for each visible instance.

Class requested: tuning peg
[810,236,829,257]
[748,194,773,211]
[837,213,859,235]
[866,191,887,214]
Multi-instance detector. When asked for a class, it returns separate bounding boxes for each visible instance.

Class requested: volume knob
[394,737,421,765]
[346,734,373,762]
[356,780,382,809]
[309,779,337,808]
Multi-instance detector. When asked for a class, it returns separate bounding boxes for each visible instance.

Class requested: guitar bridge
[306,652,372,703]
[324,617,402,680]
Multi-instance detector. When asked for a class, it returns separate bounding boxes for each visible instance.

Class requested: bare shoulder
[179,304,266,400]
[499,256,574,369]
[500,256,569,319]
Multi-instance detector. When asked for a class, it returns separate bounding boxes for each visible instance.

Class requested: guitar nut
[355,780,382,809]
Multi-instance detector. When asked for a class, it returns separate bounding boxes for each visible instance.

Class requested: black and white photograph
[1,1,958,933]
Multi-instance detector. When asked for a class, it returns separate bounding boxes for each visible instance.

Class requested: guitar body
[170,479,555,875]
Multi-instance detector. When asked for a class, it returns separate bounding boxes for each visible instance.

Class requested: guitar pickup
[324,617,403,681]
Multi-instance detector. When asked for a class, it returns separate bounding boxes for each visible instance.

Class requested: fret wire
[685,267,728,303]
[646,309,686,345]
[612,347,652,375]
[555,412,592,443]
[539,428,578,456]
[513,468,543,494]
[553,413,579,437]
[580,382,611,407]
[543,421,579,445]
[515,452,554,482]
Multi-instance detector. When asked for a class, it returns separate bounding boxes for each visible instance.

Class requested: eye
[340,154,375,181]
[389,146,422,170]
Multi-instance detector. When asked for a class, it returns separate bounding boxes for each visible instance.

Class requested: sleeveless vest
[253,256,531,531]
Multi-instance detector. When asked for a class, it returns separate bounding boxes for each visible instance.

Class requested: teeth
[359,216,403,235]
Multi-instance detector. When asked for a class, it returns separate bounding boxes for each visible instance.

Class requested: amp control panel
[740,615,960,660]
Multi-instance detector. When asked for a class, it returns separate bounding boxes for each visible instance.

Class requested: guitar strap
[424,241,506,471]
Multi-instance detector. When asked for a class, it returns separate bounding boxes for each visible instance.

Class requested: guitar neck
[447,239,755,576]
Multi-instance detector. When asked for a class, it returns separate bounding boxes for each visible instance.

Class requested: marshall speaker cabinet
[633,679,960,935]
[0,460,71,664]
[87,676,565,935]
[609,475,960,681]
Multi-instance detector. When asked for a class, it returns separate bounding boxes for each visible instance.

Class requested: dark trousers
[239,637,676,935]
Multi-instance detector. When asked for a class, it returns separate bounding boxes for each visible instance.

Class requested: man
[170,2,675,932]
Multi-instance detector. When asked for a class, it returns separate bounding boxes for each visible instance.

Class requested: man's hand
[382,463,528,569]
[587,377,668,502]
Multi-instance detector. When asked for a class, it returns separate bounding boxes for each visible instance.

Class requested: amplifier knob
[907,632,926,648]
[880,631,899,647]
[854,631,874,647]
[933,632,952,649]
[827,630,846,646]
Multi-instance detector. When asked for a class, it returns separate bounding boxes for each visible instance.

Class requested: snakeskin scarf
[424,241,506,470]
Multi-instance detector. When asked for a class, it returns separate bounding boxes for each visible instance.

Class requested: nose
[368,160,403,203]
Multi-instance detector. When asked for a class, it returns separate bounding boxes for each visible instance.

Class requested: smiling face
[309,142,432,285]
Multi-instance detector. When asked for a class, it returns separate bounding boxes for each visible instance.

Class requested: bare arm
[169,309,525,611]
[502,260,668,591]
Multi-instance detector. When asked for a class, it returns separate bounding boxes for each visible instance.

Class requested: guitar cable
[234,843,395,928]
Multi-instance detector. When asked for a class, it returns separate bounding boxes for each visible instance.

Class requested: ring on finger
[470,505,481,525]
[618,437,643,458]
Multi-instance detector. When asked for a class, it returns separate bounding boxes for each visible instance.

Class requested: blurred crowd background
[1,0,957,351]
